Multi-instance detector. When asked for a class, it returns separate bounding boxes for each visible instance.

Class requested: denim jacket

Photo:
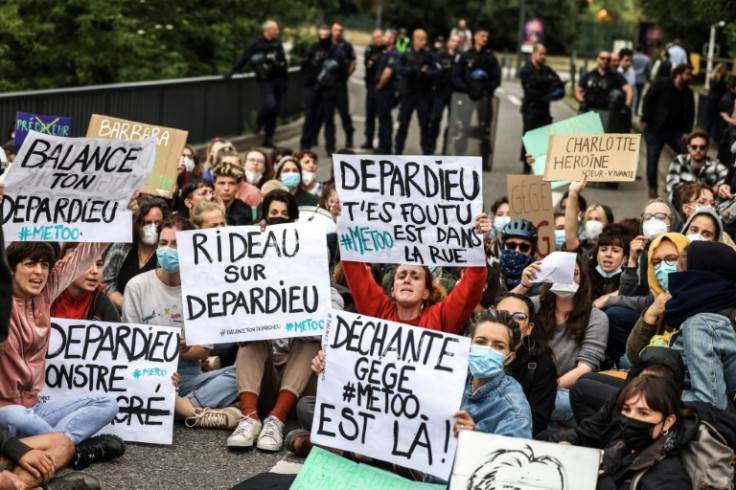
[461,372,533,439]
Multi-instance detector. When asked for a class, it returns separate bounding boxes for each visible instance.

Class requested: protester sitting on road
[563,177,613,255]
[202,138,234,182]
[496,293,557,436]
[215,148,267,209]
[260,179,288,197]
[102,195,169,310]
[243,147,274,190]
[177,144,203,190]
[499,219,541,295]
[486,197,510,259]
[212,162,254,226]
[228,191,321,452]
[516,253,609,428]
[274,156,319,206]
[665,130,729,198]
[178,178,215,218]
[190,199,228,230]
[318,182,339,222]
[678,183,736,250]
[50,244,120,322]
[270,147,292,169]
[294,149,322,197]
[122,215,241,430]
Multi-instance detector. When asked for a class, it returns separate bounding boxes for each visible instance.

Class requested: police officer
[375,29,400,154]
[394,29,437,155]
[331,22,356,148]
[519,43,563,173]
[574,51,633,113]
[299,25,346,156]
[226,20,287,148]
[361,28,384,150]
[430,34,461,154]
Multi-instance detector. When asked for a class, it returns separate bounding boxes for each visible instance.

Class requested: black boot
[71,434,126,470]
[345,132,354,148]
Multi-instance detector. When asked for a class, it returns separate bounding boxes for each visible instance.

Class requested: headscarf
[682,206,724,242]
[646,232,689,298]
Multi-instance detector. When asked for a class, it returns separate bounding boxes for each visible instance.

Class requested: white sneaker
[185,407,242,429]
[256,416,285,451]
[227,417,262,448]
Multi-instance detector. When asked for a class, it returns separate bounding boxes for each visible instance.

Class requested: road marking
[508,95,522,106]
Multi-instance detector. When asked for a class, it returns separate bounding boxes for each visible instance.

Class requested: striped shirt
[665,153,729,193]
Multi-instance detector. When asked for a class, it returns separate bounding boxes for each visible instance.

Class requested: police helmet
[502,219,539,245]
[470,68,489,81]
[549,85,565,101]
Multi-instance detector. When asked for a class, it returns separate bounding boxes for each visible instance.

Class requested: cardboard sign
[86,114,188,198]
[522,112,604,189]
[544,133,640,182]
[41,318,179,445]
[507,174,555,258]
[311,310,470,480]
[14,112,72,146]
[334,154,485,267]
[450,431,601,490]
[290,447,444,489]
[176,223,332,345]
[0,131,155,242]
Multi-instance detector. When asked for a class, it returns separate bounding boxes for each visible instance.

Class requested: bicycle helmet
[502,219,539,248]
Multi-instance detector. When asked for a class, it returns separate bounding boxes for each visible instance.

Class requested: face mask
[156,247,180,274]
[468,345,509,379]
[585,220,604,240]
[695,205,713,213]
[596,264,622,279]
[554,229,566,249]
[301,171,317,186]
[617,413,661,451]
[642,218,668,241]
[183,156,195,174]
[245,170,262,185]
[281,173,301,191]
[500,249,536,289]
[549,282,579,299]
[267,217,291,226]
[493,216,511,233]
[654,261,677,291]
[686,233,706,242]
[140,224,159,246]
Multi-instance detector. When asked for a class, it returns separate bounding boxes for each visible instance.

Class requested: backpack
[679,420,735,490]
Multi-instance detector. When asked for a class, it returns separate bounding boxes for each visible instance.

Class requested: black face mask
[319,37,331,49]
[617,413,662,451]
[266,217,291,226]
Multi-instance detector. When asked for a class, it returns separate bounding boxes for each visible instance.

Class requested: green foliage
[0,0,314,91]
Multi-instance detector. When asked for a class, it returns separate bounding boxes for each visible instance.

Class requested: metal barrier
[0,68,304,145]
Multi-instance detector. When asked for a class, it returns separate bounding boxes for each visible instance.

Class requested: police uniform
[334,39,356,147]
[363,42,384,148]
[430,48,459,153]
[375,46,400,154]
[394,47,437,155]
[299,39,347,155]
[519,61,562,167]
[228,36,288,145]
[577,69,628,112]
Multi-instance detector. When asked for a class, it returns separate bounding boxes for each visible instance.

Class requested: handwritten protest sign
[14,112,72,147]
[507,174,555,258]
[86,114,188,199]
[334,154,484,267]
[311,310,470,480]
[0,131,155,242]
[177,223,332,345]
[450,431,601,490]
[522,112,604,189]
[41,318,179,445]
[291,447,444,490]
[544,133,641,182]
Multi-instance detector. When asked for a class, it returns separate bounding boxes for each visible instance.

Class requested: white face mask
[140,223,159,246]
[642,218,668,241]
[183,156,195,174]
[686,233,706,242]
[493,216,511,233]
[245,170,263,185]
[302,171,317,186]
[585,220,604,240]
[549,282,579,300]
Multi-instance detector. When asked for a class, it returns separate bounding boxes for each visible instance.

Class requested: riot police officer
[299,25,346,156]
[375,29,400,154]
[394,29,437,155]
[430,34,461,154]
[226,20,287,148]
[519,43,563,173]
[361,29,384,150]
[574,51,633,113]
[331,22,356,148]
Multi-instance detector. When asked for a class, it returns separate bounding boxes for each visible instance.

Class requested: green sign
[290,447,446,490]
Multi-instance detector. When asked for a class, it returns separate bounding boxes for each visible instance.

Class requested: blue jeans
[178,360,238,409]
[550,388,577,429]
[643,130,687,191]
[0,394,118,444]
[670,313,736,410]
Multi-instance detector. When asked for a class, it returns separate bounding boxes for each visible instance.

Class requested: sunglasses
[689,144,707,150]
[504,241,532,254]
[499,311,529,322]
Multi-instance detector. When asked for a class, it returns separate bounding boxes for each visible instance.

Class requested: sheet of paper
[531,251,577,284]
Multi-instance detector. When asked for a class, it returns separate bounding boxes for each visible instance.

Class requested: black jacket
[507,353,557,436]
[228,36,287,80]
[364,43,384,84]
[519,62,562,118]
[226,198,254,227]
[87,288,121,322]
[640,78,694,134]
[395,47,437,92]
[452,47,501,97]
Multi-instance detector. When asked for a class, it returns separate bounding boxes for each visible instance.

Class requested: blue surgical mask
[156,247,180,274]
[654,261,677,291]
[493,216,511,233]
[596,264,622,278]
[468,345,509,379]
[554,229,565,249]
[281,172,301,190]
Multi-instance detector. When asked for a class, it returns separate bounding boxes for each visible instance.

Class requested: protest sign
[450,431,601,490]
[86,114,188,199]
[41,318,179,445]
[290,447,444,490]
[333,154,484,267]
[507,174,555,258]
[0,131,155,242]
[522,112,604,189]
[14,112,72,147]
[176,223,332,344]
[311,310,470,480]
[544,133,641,182]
